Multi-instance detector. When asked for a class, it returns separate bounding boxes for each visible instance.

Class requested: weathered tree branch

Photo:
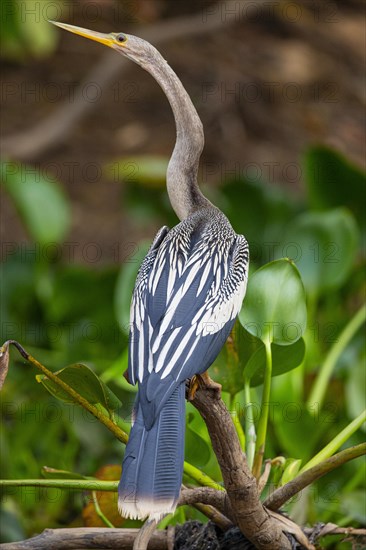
[180,486,228,512]
[264,443,366,511]
[191,387,293,550]
[0,527,175,550]
[304,523,366,539]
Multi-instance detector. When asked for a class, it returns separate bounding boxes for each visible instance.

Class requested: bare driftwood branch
[191,387,293,550]
[264,443,366,511]
[304,523,366,539]
[0,527,175,550]
[180,486,233,530]
[180,486,227,511]
[1,0,268,161]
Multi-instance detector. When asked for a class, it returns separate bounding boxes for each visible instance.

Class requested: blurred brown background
[1,0,365,259]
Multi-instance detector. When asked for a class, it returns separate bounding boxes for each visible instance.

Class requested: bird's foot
[187,372,222,401]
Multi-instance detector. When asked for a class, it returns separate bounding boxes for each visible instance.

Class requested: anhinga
[51,21,249,522]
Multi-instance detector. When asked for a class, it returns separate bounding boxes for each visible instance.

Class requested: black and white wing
[128,213,249,427]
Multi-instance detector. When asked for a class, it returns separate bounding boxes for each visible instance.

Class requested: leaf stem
[300,409,366,473]
[229,394,246,451]
[264,443,366,510]
[307,303,366,412]
[244,380,256,470]
[4,341,223,493]
[5,340,129,444]
[253,339,272,479]
[91,491,115,528]
[0,479,118,491]
[183,461,224,491]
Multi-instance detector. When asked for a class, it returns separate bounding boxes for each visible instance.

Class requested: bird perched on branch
[51,21,249,522]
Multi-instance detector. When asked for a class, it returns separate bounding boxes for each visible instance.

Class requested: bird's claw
[187,372,222,401]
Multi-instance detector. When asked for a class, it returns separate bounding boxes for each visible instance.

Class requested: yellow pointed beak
[49,21,115,48]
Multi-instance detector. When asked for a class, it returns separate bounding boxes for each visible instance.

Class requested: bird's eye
[116,33,127,43]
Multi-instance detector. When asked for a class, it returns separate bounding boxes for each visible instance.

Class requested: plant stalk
[4,341,222,492]
[307,303,366,412]
[300,409,366,473]
[252,339,272,479]
[244,380,256,470]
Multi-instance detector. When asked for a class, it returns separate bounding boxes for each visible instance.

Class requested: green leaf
[210,327,245,397]
[245,338,306,387]
[114,241,150,333]
[213,322,305,390]
[304,146,366,230]
[287,208,359,297]
[220,178,299,250]
[185,412,211,468]
[239,259,307,345]
[0,160,70,244]
[36,363,121,416]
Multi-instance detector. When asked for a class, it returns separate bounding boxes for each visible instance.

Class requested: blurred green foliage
[1,146,365,546]
[0,1,61,61]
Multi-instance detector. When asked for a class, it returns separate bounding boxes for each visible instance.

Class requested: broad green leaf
[244,338,305,387]
[220,178,299,257]
[239,259,307,345]
[114,241,150,333]
[185,404,221,480]
[185,413,211,468]
[213,322,305,390]
[287,208,359,297]
[304,146,366,230]
[0,160,70,244]
[211,329,245,397]
[36,363,121,416]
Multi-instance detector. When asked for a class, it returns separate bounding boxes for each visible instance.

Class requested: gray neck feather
[139,46,211,220]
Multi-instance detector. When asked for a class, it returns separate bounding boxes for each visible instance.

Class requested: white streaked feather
[155,327,182,373]
[181,259,202,295]
[196,260,212,296]
[161,325,195,379]
[128,215,249,388]
[138,329,145,382]
[166,267,177,302]
[159,286,184,334]
[148,318,154,373]
[176,331,200,379]
[151,257,166,295]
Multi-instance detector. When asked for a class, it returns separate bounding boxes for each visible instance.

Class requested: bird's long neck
[140,47,211,220]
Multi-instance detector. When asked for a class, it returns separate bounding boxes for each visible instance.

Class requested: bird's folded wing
[128,222,248,423]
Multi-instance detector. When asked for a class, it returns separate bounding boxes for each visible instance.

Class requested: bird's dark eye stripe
[116,33,127,43]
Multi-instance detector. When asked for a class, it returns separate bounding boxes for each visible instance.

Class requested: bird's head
[49,21,153,66]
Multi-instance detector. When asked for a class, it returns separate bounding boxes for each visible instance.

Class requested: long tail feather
[118,383,185,521]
